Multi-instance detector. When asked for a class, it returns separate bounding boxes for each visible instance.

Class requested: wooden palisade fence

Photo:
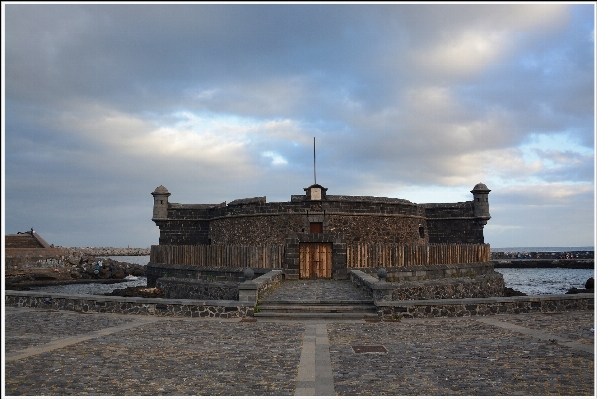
[151,243,490,269]
[151,244,285,269]
[347,243,490,268]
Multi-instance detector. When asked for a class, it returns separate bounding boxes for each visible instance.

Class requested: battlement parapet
[151,184,491,250]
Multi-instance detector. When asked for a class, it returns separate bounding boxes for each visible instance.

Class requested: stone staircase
[254,298,378,320]
[5,234,46,248]
[254,279,379,320]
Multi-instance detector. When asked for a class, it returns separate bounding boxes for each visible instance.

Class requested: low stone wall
[146,265,283,302]
[256,270,284,300]
[350,269,505,300]
[4,291,251,318]
[239,270,284,305]
[355,261,495,282]
[156,278,239,300]
[5,248,69,269]
[377,294,594,319]
[146,262,271,287]
[350,269,377,298]
[5,289,592,320]
[389,272,505,300]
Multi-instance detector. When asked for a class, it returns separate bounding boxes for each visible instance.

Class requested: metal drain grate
[352,345,387,354]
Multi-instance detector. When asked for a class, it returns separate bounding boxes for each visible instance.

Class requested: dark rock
[98,267,111,279]
[67,256,80,265]
[106,286,164,298]
[81,256,95,265]
[112,269,126,279]
[32,272,59,281]
[504,287,527,297]
[565,278,595,294]
[132,267,145,276]
[566,287,593,294]
[70,271,82,279]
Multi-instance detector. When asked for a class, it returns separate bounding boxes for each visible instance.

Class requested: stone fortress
[150,183,492,281]
[152,183,491,247]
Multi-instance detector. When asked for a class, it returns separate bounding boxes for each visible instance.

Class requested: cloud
[261,151,288,166]
[3,3,593,247]
[413,30,510,77]
[495,182,594,205]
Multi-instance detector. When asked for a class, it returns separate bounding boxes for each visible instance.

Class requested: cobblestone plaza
[4,297,594,396]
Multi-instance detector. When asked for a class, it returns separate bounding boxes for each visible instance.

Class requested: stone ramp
[256,280,378,320]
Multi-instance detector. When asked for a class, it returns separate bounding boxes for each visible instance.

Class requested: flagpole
[314,137,316,184]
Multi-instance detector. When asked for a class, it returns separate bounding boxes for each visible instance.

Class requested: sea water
[491,246,594,252]
[499,268,594,296]
[29,250,594,296]
[29,255,150,295]
[29,277,148,295]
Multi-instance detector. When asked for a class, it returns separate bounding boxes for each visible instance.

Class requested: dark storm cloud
[2,3,593,247]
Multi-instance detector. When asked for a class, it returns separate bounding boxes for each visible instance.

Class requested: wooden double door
[299,243,332,279]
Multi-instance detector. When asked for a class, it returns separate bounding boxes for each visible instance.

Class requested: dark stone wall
[210,214,304,245]
[357,262,496,282]
[426,218,485,244]
[213,201,305,216]
[154,204,216,245]
[155,196,486,247]
[322,198,423,216]
[5,292,251,318]
[424,202,485,244]
[349,264,502,300]
[378,295,594,319]
[389,272,505,300]
[156,220,211,245]
[156,277,239,300]
[327,215,426,244]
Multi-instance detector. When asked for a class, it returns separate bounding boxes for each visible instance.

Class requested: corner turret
[471,183,491,225]
[152,185,171,220]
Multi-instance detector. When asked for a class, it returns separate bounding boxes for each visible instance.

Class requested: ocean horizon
[490,246,594,252]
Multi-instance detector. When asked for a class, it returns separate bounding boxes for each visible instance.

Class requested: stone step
[254,311,379,320]
[257,304,377,313]
[259,299,375,306]
[255,299,378,320]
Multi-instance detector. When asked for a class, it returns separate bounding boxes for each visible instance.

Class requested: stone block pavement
[4,306,594,396]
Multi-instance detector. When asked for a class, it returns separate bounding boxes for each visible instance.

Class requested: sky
[2,3,595,249]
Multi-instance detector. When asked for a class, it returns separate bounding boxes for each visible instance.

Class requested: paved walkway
[260,280,372,302]
[4,304,594,396]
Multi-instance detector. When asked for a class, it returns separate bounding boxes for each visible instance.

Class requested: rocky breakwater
[492,259,594,269]
[5,255,146,290]
[60,247,150,257]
